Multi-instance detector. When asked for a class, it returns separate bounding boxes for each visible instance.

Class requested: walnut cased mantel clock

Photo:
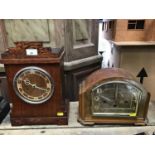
[0,42,68,126]
[78,68,150,125]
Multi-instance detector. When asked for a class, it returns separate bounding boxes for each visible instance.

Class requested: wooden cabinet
[64,19,99,61]
[64,19,102,101]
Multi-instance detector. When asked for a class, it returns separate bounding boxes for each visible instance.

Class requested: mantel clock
[0,42,68,126]
[78,68,150,125]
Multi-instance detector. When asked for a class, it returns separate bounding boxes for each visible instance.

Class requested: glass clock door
[91,81,142,117]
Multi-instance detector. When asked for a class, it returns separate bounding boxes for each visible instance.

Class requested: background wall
[119,46,155,101]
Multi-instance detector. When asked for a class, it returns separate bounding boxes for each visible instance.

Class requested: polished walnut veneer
[0,42,68,126]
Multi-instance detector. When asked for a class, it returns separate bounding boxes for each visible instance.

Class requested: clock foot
[77,117,95,126]
[134,118,147,126]
[134,122,147,126]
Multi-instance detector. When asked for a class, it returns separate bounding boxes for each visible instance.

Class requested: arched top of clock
[80,68,145,94]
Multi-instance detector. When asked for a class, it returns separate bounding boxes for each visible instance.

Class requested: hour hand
[23,79,48,92]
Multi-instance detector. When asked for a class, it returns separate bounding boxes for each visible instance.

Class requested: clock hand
[32,84,48,92]
[23,79,48,92]
[99,95,114,103]
[114,83,119,107]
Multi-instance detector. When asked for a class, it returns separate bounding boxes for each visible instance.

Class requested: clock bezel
[91,79,148,117]
[13,66,55,104]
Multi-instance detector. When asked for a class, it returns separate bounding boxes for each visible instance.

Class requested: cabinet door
[64,19,99,61]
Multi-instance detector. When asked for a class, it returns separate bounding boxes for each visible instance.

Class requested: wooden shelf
[0,102,155,135]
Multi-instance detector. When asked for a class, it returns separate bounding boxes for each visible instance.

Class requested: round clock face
[13,66,54,104]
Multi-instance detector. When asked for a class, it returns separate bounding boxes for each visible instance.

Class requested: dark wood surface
[78,68,150,125]
[64,62,101,101]
[0,42,64,64]
[0,72,10,102]
[11,100,69,126]
[0,42,68,126]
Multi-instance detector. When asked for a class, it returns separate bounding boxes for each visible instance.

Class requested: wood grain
[0,42,68,126]
[78,68,150,125]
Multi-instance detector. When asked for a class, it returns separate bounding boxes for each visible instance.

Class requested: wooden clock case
[0,42,69,126]
[78,68,150,126]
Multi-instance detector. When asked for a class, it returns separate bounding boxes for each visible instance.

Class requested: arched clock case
[0,42,68,126]
[78,68,150,125]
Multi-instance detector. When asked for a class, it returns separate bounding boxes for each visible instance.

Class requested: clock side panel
[5,64,65,118]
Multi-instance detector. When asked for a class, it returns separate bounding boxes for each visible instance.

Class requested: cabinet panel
[73,19,90,45]
[3,19,65,48]
[5,20,50,47]
[64,19,98,61]
[0,20,8,53]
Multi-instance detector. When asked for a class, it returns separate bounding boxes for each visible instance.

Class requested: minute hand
[32,84,48,92]
[100,95,114,103]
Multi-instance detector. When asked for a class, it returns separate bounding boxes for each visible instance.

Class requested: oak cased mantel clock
[0,42,68,126]
[78,68,150,125]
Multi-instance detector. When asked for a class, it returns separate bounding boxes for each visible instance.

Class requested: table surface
[0,101,155,135]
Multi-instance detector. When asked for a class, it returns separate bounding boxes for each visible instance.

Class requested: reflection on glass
[91,82,142,116]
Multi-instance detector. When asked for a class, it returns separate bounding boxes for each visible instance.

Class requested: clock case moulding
[0,42,69,126]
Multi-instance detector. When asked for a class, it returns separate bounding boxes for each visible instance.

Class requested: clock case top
[0,42,68,126]
[0,42,64,64]
[78,68,150,125]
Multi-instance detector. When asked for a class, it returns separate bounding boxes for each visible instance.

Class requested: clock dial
[91,81,142,116]
[13,67,54,104]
